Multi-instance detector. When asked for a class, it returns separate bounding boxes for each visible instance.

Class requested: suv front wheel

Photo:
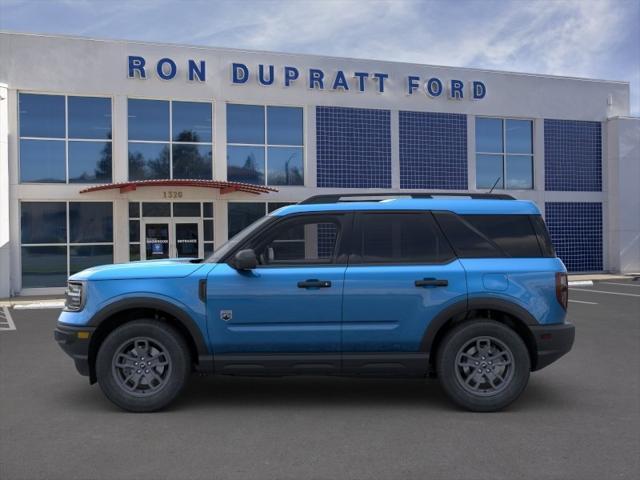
[436,320,530,412]
[96,320,191,412]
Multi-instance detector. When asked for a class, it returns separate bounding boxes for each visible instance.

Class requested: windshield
[206,215,272,263]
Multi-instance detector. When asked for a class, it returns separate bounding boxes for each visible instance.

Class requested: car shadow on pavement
[54,374,571,414]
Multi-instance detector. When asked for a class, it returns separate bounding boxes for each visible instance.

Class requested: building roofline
[0,30,631,86]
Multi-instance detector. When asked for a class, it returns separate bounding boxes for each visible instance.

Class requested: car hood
[69,258,208,281]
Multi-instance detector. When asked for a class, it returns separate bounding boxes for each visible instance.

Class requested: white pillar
[0,84,10,297]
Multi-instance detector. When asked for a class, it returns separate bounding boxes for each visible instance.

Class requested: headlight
[64,282,85,312]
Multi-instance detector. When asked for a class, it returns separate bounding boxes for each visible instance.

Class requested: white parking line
[568,288,640,298]
[13,300,65,310]
[600,282,640,288]
[0,306,16,331]
[569,299,598,305]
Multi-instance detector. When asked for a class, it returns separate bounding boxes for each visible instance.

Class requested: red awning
[79,179,278,195]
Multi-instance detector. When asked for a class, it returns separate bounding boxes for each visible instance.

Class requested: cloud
[1,0,638,113]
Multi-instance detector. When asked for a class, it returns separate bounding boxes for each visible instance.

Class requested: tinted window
[505,119,532,154]
[128,99,169,141]
[142,203,171,217]
[129,202,140,218]
[267,106,303,145]
[227,146,265,184]
[267,146,304,185]
[173,203,201,217]
[203,202,214,218]
[228,203,265,237]
[69,202,113,243]
[475,117,502,153]
[227,104,265,144]
[21,246,67,287]
[530,215,555,257]
[68,141,112,183]
[252,216,340,265]
[476,154,503,189]
[172,101,212,143]
[172,144,212,179]
[462,215,541,257]
[357,213,454,264]
[128,142,170,180]
[19,94,65,138]
[21,202,67,244]
[70,245,113,274]
[20,139,66,183]
[435,212,544,258]
[434,212,501,258]
[68,96,112,139]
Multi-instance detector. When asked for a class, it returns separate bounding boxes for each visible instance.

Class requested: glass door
[143,220,171,260]
[174,219,203,258]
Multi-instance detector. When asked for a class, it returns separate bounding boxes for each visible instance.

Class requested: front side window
[355,213,454,264]
[476,117,533,190]
[249,216,341,265]
[128,99,213,180]
[19,93,112,184]
[227,104,304,186]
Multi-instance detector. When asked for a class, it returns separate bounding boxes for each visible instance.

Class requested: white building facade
[0,32,638,296]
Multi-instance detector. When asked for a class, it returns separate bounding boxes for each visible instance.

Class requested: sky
[1,0,639,114]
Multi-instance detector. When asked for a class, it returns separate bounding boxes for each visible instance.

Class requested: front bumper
[54,323,96,377]
[530,322,575,371]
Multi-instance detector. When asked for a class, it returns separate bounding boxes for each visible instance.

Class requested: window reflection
[68,141,112,183]
[227,146,265,184]
[267,147,303,185]
[128,142,170,180]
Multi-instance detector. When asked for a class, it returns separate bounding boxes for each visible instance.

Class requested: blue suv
[55,193,574,412]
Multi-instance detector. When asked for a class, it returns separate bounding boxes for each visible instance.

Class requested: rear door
[341,211,467,373]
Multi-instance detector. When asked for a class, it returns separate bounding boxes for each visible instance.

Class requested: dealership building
[0,31,638,296]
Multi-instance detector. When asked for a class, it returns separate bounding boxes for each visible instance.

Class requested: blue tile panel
[545,202,603,272]
[544,119,602,191]
[316,106,391,188]
[399,111,468,189]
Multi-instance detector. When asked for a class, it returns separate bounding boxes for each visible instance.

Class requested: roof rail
[299,192,515,204]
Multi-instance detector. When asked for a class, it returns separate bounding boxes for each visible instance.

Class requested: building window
[476,117,533,190]
[226,104,304,186]
[128,99,213,181]
[19,93,112,184]
[20,202,114,288]
[227,202,294,238]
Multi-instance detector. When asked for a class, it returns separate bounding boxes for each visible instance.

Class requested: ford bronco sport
[55,193,574,412]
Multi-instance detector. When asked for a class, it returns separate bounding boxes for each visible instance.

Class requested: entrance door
[142,218,203,259]
[143,220,171,260]
[174,219,203,258]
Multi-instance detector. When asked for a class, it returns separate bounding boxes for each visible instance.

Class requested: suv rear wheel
[436,319,530,412]
[96,320,191,412]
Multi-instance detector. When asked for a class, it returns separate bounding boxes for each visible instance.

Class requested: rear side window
[435,213,547,258]
[530,215,556,257]
[355,212,454,264]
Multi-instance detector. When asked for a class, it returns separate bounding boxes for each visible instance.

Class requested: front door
[142,218,203,259]
[206,213,351,372]
[341,212,467,373]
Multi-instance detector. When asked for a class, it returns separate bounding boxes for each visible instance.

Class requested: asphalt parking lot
[1,280,639,480]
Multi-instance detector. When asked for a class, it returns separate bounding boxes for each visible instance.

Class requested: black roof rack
[299,192,515,204]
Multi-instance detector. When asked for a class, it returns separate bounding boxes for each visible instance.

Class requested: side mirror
[233,249,258,270]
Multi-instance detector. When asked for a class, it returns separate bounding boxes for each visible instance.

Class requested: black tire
[436,319,530,412]
[96,320,191,412]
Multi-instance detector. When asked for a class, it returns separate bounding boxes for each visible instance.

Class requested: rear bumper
[530,322,575,371]
[54,323,95,377]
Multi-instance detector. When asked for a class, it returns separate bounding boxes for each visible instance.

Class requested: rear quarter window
[434,212,549,258]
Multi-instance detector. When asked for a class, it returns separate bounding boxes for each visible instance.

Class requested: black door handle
[297,279,332,289]
[415,278,448,287]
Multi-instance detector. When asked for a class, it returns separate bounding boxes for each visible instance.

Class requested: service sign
[127,55,486,101]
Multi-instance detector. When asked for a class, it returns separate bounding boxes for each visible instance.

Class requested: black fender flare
[420,297,538,353]
[87,297,209,357]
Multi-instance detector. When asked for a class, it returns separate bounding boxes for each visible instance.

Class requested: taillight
[556,272,568,310]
